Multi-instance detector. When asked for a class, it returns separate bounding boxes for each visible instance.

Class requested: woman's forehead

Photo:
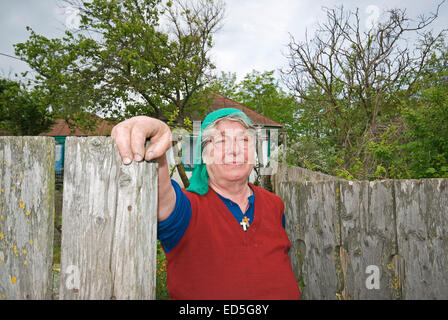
[215,119,247,130]
[212,127,254,137]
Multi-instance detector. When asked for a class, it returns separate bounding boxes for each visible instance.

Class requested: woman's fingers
[111,124,133,164]
[130,126,149,161]
[112,116,172,164]
[145,124,172,161]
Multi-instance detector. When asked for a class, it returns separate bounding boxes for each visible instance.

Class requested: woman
[111,108,301,300]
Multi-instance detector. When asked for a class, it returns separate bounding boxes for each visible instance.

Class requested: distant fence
[0,137,158,300]
[272,165,344,194]
[277,174,448,299]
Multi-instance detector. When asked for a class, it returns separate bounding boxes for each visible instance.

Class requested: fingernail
[123,157,132,165]
[134,154,143,162]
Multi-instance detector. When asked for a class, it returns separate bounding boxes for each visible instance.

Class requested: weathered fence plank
[395,179,448,299]
[281,181,340,300]
[280,176,448,300]
[59,137,158,300]
[0,137,55,300]
[338,180,400,299]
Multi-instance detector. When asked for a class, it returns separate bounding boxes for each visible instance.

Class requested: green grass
[156,240,169,300]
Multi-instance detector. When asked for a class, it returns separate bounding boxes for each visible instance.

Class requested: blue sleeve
[282,213,285,229]
[157,180,192,253]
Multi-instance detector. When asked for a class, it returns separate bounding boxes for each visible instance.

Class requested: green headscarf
[186,108,253,195]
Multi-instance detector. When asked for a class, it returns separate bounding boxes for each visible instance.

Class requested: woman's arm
[156,153,176,221]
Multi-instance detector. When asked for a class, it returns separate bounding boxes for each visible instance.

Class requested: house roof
[208,93,284,128]
[37,93,282,137]
[39,114,116,136]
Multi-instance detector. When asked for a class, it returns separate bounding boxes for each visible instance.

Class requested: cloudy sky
[1,0,447,83]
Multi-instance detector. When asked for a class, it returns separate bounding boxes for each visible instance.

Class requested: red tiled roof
[39,114,116,136]
[208,93,283,128]
[36,93,282,136]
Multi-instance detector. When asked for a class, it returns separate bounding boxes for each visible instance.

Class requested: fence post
[0,137,55,300]
[59,137,158,300]
[280,180,340,299]
[395,178,448,299]
[338,180,399,299]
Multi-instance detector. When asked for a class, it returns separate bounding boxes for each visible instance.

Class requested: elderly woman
[111,108,301,300]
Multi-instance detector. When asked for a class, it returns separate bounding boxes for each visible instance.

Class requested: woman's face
[203,119,255,184]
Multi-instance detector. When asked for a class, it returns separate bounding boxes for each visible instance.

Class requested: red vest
[165,183,301,300]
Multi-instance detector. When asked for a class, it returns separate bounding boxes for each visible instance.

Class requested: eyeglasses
[208,134,254,149]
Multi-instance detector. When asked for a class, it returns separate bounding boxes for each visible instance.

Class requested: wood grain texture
[280,181,340,300]
[395,179,448,299]
[59,137,158,300]
[280,179,412,300]
[0,137,55,300]
[338,180,399,299]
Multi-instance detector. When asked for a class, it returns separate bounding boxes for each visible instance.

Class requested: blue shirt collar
[216,186,255,206]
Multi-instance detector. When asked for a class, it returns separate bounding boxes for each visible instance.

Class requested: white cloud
[210,0,448,81]
[1,0,446,82]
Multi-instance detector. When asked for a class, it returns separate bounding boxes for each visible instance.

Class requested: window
[181,135,199,171]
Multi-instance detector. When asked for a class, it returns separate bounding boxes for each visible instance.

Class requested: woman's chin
[219,164,252,180]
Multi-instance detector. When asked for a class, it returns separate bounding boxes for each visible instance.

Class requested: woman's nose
[225,138,244,161]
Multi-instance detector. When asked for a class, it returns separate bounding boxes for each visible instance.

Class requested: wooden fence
[0,137,158,300]
[2,137,448,300]
[278,177,448,300]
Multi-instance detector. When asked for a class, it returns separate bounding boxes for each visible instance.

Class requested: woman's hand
[111,115,172,164]
[111,115,176,221]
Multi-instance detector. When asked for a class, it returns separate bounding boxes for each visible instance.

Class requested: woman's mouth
[223,162,244,166]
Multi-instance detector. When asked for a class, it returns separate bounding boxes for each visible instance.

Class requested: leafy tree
[210,71,239,98]
[14,0,225,128]
[237,70,297,129]
[402,86,448,178]
[281,4,447,179]
[211,70,298,136]
[0,78,55,135]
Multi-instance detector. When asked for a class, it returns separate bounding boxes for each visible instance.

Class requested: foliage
[156,240,169,300]
[281,4,447,179]
[211,70,298,136]
[0,78,55,135]
[399,87,448,178]
[14,0,224,129]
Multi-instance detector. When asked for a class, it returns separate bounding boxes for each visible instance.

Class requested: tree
[211,70,298,136]
[14,0,225,128]
[210,71,239,98]
[0,78,55,135]
[281,4,447,179]
[381,40,448,179]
